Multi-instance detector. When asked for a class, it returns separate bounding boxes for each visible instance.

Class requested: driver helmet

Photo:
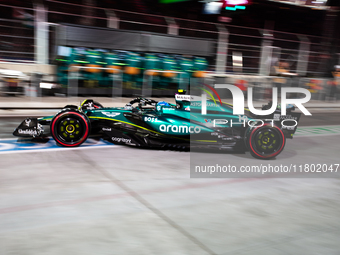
[157,101,170,107]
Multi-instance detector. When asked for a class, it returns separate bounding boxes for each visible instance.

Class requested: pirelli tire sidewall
[245,123,286,159]
[50,109,91,147]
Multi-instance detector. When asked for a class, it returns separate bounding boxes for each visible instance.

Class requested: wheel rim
[250,126,284,158]
[51,112,89,146]
[57,117,83,143]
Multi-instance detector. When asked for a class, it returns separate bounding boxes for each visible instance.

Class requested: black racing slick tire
[50,109,90,147]
[247,124,286,159]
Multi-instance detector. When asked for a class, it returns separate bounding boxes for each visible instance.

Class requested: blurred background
[0,0,339,99]
[1,1,340,255]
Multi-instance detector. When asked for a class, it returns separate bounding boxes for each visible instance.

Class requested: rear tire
[50,109,90,147]
[247,124,285,159]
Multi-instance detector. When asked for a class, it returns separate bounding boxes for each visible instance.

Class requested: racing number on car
[238,115,248,122]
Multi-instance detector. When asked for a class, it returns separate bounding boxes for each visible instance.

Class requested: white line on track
[0,144,118,155]
[0,137,117,155]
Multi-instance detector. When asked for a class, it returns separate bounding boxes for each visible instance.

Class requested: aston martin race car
[13,94,301,159]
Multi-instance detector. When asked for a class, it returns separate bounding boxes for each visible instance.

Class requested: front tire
[247,124,285,159]
[50,109,90,147]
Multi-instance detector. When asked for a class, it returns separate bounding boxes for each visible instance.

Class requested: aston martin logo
[101,112,120,117]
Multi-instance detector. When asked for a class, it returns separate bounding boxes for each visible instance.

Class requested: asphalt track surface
[0,112,340,254]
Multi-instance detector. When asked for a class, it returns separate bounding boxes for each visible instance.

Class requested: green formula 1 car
[13,93,301,159]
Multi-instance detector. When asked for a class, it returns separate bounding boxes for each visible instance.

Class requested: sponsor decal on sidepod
[159,124,201,134]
